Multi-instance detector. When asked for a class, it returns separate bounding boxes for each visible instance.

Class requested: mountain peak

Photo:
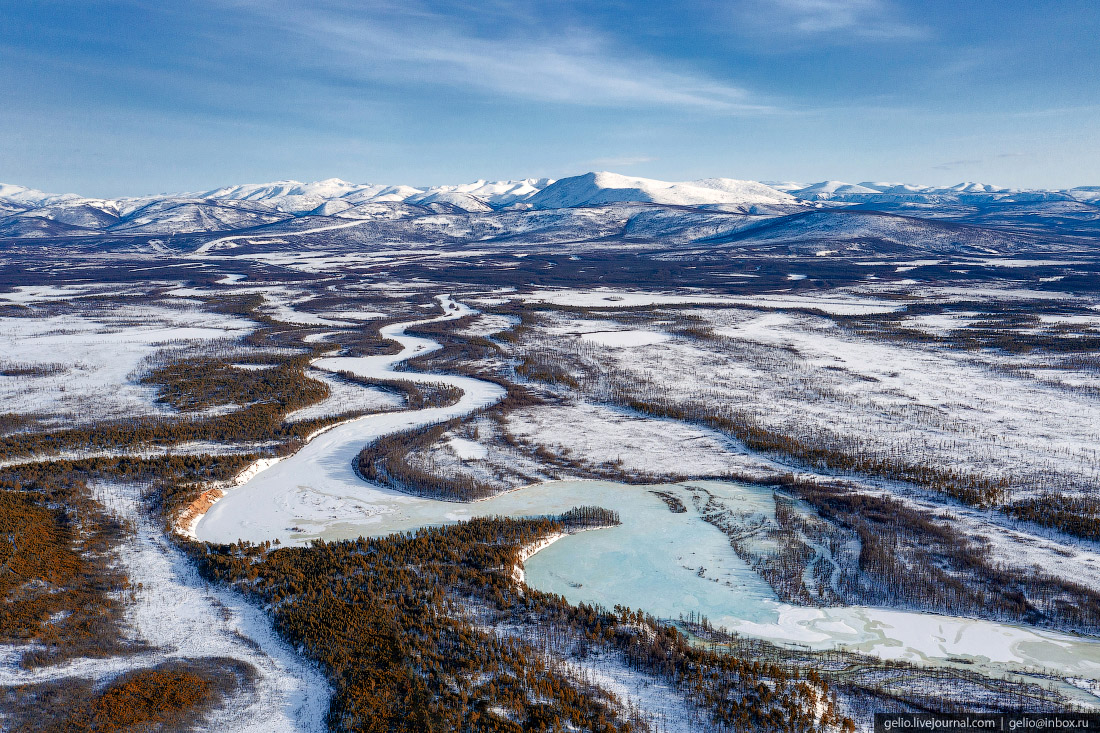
[526,172,796,208]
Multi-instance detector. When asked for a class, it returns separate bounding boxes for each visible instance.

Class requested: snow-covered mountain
[0,183,81,207]
[1067,186,1100,203]
[411,178,552,208]
[525,172,796,209]
[192,177,552,213]
[0,173,1095,248]
[793,181,882,197]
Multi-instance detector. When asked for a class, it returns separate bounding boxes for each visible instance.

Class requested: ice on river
[195,295,507,543]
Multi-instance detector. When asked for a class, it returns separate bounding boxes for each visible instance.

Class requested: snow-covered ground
[502,401,780,479]
[580,330,671,348]
[510,305,1100,505]
[458,312,519,337]
[6,269,1100,723]
[0,304,253,425]
[0,481,329,732]
[501,287,901,315]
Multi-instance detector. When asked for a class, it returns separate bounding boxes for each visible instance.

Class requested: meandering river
[196,297,1100,701]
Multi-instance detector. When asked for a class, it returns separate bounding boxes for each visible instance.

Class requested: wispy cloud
[933,158,982,171]
[230,0,775,113]
[1009,104,1100,118]
[933,152,1028,170]
[584,155,656,167]
[757,0,928,41]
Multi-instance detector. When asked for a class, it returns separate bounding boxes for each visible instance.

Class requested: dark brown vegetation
[0,362,71,377]
[0,451,259,668]
[336,324,404,357]
[0,657,254,732]
[1007,494,1100,541]
[0,413,40,436]
[0,473,133,668]
[515,354,582,389]
[550,505,621,529]
[141,355,328,412]
[650,490,687,513]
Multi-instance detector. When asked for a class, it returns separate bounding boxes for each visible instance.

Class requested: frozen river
[196,297,1100,695]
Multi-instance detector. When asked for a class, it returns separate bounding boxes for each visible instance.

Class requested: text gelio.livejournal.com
[876,715,1100,733]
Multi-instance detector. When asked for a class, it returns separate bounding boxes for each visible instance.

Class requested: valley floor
[3,246,1100,730]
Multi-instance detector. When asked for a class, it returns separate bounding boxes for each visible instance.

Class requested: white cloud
[759,0,927,41]
[232,1,775,112]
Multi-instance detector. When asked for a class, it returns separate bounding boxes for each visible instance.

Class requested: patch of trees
[554,506,621,530]
[0,413,40,437]
[141,355,328,412]
[0,657,253,732]
[335,325,403,357]
[0,362,71,377]
[404,318,503,374]
[515,355,581,388]
[650,490,687,513]
[0,476,134,668]
[1007,494,1100,541]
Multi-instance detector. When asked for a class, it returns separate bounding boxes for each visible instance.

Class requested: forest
[190,512,851,732]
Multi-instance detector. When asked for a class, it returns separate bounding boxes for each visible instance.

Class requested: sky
[2,0,1099,197]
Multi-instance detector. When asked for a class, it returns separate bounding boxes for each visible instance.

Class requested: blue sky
[2,0,1098,196]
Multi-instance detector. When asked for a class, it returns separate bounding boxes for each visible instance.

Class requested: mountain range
[1,173,1098,258]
